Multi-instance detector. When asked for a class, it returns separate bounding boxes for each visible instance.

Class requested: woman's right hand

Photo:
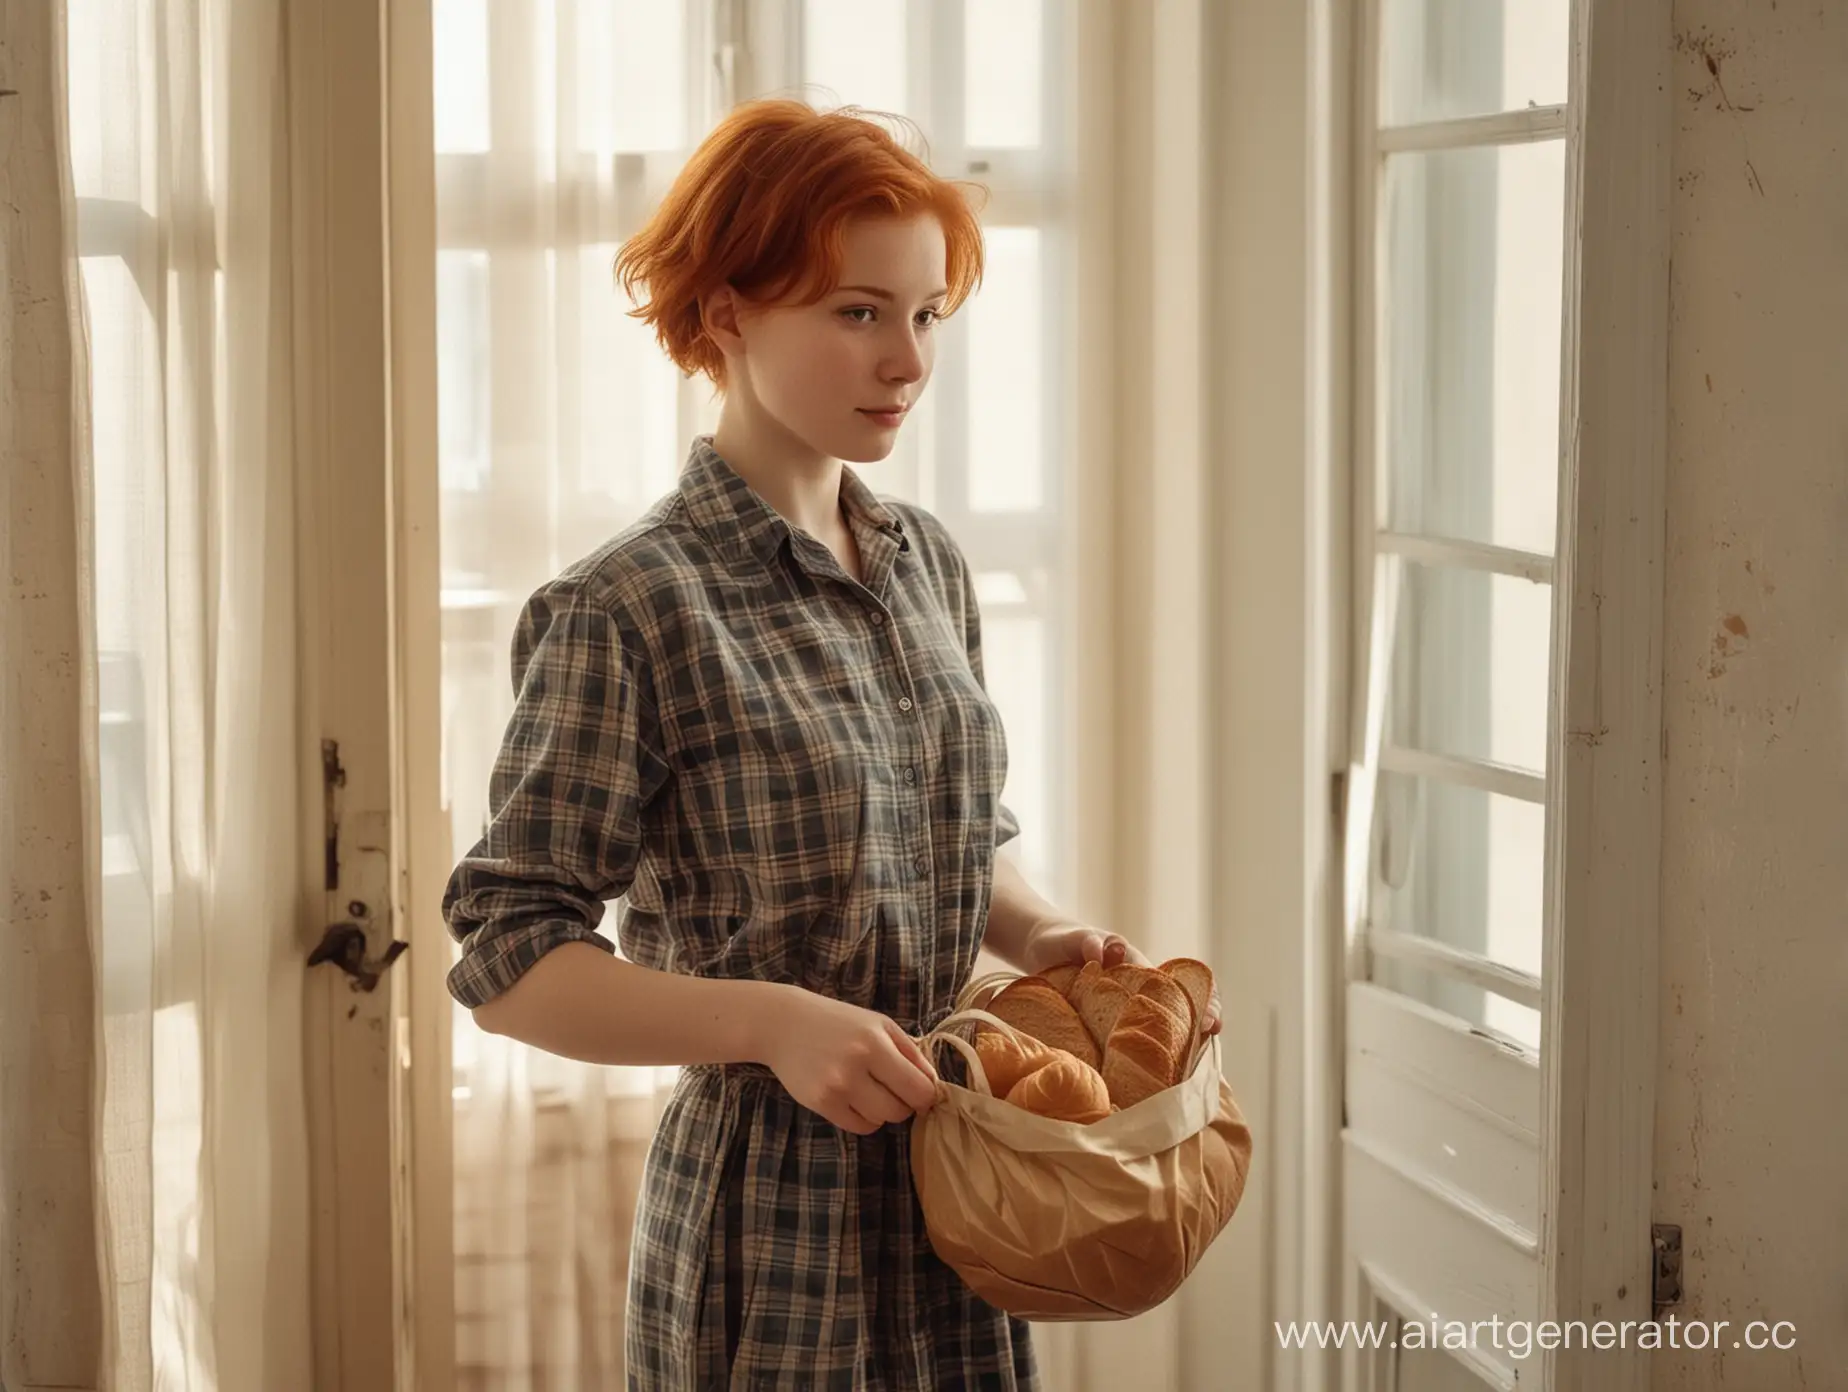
[757,988,941,1135]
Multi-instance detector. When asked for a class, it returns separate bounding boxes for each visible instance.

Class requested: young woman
[443,98,1220,1390]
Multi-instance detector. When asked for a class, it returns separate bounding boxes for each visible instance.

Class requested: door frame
[288,0,414,1383]
[382,0,453,1387]
[1538,0,1673,1387]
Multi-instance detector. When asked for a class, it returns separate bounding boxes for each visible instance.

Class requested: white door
[1339,1,1572,1386]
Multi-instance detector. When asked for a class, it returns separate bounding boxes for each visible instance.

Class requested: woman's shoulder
[528,495,721,637]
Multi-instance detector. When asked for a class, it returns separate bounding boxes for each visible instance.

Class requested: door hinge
[1330,768,1348,831]
[1652,1222,1683,1316]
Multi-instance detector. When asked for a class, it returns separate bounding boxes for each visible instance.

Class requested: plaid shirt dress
[444,437,1038,1389]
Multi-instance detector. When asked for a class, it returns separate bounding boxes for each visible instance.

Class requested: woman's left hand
[1024,923,1222,1037]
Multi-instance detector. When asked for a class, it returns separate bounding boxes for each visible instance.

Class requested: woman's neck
[710,399,846,543]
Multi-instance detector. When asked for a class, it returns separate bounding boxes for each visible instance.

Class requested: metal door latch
[308,920,407,992]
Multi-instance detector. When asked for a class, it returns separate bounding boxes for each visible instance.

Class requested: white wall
[1654,1,1848,1385]
[0,3,106,1385]
[1056,0,1325,1388]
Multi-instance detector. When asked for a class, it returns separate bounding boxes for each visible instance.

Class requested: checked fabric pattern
[443,436,1036,1389]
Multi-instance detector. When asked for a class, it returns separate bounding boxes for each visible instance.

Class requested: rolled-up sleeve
[442,578,670,1008]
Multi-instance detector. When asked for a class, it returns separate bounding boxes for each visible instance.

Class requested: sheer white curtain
[62,0,314,1386]
[433,2,714,1385]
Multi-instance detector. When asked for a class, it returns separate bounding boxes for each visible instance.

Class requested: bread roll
[988,980,1101,1069]
[973,1028,1056,1097]
[1007,1052,1112,1124]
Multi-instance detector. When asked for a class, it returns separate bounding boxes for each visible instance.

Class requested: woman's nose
[883,331,925,383]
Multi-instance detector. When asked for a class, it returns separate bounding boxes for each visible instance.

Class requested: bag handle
[916,1007,1039,1099]
[953,969,1022,1014]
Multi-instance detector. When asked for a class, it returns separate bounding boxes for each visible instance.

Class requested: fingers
[885,1021,940,1086]
[876,1024,941,1114]
[1082,931,1152,970]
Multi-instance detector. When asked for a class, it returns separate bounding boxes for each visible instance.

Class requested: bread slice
[1113,994,1189,1082]
[974,1028,1056,1097]
[1007,1052,1112,1124]
[988,979,1101,1068]
[1158,957,1215,1032]
[1137,973,1196,1039]
[1039,962,1082,999]
[1103,962,1156,996]
[1101,1028,1173,1109]
[1070,970,1134,1053]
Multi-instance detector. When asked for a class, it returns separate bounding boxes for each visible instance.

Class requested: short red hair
[613,99,987,387]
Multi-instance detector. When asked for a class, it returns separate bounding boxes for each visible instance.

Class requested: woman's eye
[841,307,876,323]
[916,309,942,328]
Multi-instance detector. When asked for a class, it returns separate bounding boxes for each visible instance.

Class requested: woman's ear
[700,284,749,360]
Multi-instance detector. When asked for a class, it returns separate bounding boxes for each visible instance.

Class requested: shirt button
[913,855,930,878]
[902,766,917,784]
[870,610,886,625]
[898,696,914,712]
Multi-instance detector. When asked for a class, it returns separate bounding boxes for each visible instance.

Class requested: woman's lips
[858,408,908,428]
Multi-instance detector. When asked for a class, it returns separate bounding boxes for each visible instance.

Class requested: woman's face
[721,213,950,465]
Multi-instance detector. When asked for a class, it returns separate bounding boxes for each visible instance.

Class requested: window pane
[804,0,908,117]
[577,0,687,153]
[573,243,680,512]
[66,0,148,202]
[1382,139,1565,556]
[1382,0,1568,125]
[1389,562,1550,775]
[982,605,1049,885]
[437,250,492,497]
[434,0,490,153]
[1371,771,1545,990]
[82,255,162,969]
[965,0,1041,148]
[966,227,1042,512]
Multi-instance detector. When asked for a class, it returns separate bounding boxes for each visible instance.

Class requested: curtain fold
[57,0,313,1385]
[434,4,700,1383]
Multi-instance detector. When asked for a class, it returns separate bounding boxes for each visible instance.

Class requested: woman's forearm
[982,854,1081,974]
[471,940,796,1068]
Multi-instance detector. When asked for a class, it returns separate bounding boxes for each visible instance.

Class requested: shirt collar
[677,435,908,572]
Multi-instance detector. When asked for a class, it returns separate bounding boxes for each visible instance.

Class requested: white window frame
[1537,0,1672,1386]
[1326,0,1672,1388]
